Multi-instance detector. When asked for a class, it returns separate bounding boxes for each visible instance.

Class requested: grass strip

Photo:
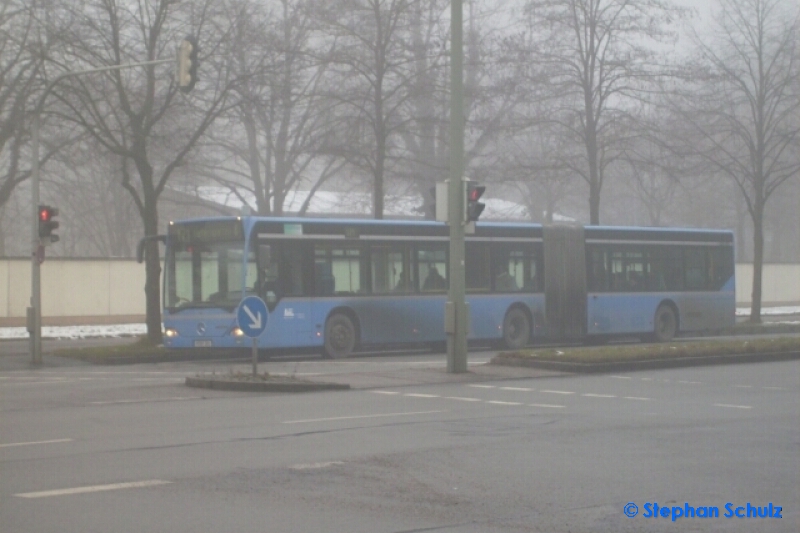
[497,336,800,364]
[52,336,165,362]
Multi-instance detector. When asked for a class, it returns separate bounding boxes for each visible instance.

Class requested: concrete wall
[1,259,798,326]
[735,263,800,307]
[1,259,148,326]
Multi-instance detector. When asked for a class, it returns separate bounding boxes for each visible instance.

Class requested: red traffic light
[465,182,486,222]
[38,205,60,240]
[468,185,485,202]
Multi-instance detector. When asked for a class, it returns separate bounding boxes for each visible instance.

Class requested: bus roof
[168,216,733,243]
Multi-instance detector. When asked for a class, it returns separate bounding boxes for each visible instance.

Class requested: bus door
[358,244,417,344]
[258,243,313,345]
[543,225,587,340]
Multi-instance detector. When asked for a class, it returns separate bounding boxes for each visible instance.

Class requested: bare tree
[198,0,343,216]
[0,1,40,214]
[519,0,688,224]
[316,0,417,219]
[48,0,234,342]
[677,0,800,322]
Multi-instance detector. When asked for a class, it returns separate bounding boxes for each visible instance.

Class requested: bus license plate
[194,340,213,348]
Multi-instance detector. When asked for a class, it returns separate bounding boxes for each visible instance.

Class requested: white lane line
[713,403,752,409]
[369,391,400,395]
[582,393,616,398]
[528,403,565,409]
[609,376,631,379]
[14,480,172,499]
[443,397,482,402]
[89,397,201,405]
[404,393,440,398]
[540,390,575,395]
[283,410,446,424]
[289,461,344,470]
[500,387,533,391]
[468,384,496,389]
[624,397,650,401]
[486,401,523,406]
[0,439,73,449]
[763,386,785,391]
[0,380,78,386]
[677,380,701,385]
[641,378,653,381]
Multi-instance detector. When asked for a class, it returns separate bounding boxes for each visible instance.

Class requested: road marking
[528,403,565,409]
[369,391,400,395]
[609,375,631,379]
[713,403,752,409]
[677,380,701,384]
[582,393,616,398]
[624,397,650,401]
[404,393,440,398]
[89,397,201,405]
[0,380,78,386]
[641,378,653,381]
[0,439,73,449]
[500,387,533,391]
[283,410,446,424]
[14,480,172,499]
[443,396,482,402]
[289,461,344,470]
[763,386,785,391]
[540,390,575,395]
[468,384,495,389]
[486,400,523,406]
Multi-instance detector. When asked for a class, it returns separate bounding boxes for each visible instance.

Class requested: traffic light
[464,181,486,222]
[177,35,198,93]
[38,205,59,243]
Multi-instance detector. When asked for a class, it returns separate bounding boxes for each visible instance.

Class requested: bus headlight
[164,328,179,338]
[231,327,244,338]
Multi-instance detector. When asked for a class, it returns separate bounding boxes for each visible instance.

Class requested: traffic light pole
[29,59,170,365]
[446,0,468,373]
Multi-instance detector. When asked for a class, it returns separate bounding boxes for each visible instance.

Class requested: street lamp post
[446,0,467,373]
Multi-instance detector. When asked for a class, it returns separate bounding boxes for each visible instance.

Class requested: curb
[185,376,350,392]
[490,350,800,374]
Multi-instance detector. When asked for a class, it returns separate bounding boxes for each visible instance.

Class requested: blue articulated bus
[155,217,734,357]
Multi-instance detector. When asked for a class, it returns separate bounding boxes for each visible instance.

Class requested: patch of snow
[735,306,800,316]
[0,324,147,340]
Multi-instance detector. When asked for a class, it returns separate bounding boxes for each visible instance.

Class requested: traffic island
[185,372,350,392]
[491,337,800,374]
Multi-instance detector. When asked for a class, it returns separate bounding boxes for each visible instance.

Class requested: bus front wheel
[503,308,530,350]
[323,313,357,359]
[653,304,677,342]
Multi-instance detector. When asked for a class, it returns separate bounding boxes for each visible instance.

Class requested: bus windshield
[165,240,256,311]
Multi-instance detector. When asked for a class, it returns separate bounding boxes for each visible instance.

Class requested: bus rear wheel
[503,308,530,350]
[653,304,677,342]
[323,313,357,359]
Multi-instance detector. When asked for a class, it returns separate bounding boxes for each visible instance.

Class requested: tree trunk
[374,126,386,219]
[748,205,764,323]
[143,197,162,343]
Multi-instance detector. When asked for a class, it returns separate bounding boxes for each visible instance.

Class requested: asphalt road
[1,356,797,533]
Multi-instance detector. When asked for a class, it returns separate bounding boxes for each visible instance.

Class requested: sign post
[236,296,268,375]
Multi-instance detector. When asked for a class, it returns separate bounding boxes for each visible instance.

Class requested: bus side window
[315,262,335,295]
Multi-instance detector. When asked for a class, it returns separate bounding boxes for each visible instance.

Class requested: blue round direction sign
[236,296,268,338]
